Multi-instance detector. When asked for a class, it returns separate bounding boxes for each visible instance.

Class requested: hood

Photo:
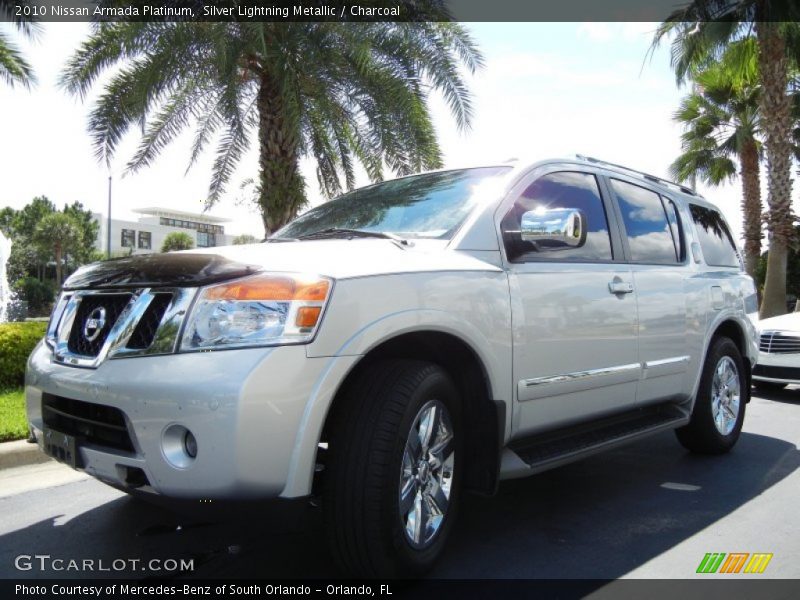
[63,253,261,290]
[191,239,502,279]
[757,311,800,333]
[64,239,502,290]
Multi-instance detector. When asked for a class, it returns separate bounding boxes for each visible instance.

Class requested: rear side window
[610,179,681,264]
[689,204,741,267]
[501,171,613,262]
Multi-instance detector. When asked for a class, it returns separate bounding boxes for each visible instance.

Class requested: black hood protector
[63,253,262,290]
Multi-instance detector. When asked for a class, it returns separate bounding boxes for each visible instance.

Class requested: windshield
[274,167,511,240]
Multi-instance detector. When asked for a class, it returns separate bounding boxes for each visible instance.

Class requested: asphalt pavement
[1,390,798,581]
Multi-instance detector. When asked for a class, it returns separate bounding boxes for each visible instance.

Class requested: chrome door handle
[608,281,634,294]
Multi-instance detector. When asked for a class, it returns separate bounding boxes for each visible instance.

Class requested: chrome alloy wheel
[398,399,455,549]
[711,356,741,436]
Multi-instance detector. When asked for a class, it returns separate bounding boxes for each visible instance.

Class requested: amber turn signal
[295,306,322,329]
[204,275,330,302]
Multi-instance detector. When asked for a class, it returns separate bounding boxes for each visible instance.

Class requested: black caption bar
[5,580,800,600]
[3,0,686,23]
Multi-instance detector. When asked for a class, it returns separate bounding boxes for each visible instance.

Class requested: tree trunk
[54,244,62,286]
[739,138,762,278]
[756,21,794,319]
[256,71,306,237]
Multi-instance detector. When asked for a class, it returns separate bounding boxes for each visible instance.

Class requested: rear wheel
[675,336,747,454]
[324,359,461,577]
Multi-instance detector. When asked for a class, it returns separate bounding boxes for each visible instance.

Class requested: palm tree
[668,40,762,277]
[653,2,800,319]
[0,0,38,88]
[61,15,482,235]
[33,213,83,285]
[160,232,195,252]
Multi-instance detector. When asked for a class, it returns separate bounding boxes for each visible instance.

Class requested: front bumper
[26,341,358,499]
[752,351,800,384]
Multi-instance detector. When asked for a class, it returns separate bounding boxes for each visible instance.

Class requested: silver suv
[26,156,757,577]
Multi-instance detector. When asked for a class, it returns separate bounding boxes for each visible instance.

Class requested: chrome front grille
[67,293,132,357]
[126,293,173,350]
[759,331,800,354]
[46,287,196,368]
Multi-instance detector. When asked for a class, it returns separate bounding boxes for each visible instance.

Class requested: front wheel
[324,360,461,577]
[675,336,747,454]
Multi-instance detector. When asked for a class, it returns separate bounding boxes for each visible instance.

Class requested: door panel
[511,263,639,436]
[631,266,690,404]
[604,178,691,405]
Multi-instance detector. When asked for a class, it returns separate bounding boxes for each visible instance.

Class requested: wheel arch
[319,330,505,496]
[707,317,753,401]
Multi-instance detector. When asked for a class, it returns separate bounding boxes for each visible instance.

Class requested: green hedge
[0,321,47,388]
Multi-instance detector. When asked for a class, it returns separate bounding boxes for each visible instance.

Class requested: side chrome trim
[524,363,641,387]
[523,355,691,388]
[644,355,690,369]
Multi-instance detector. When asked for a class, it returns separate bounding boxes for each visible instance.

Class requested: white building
[93,207,239,256]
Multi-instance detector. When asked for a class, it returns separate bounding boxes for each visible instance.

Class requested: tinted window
[138,231,151,250]
[690,204,740,267]
[121,228,135,248]
[611,179,680,264]
[276,167,511,240]
[502,172,612,262]
[197,232,216,248]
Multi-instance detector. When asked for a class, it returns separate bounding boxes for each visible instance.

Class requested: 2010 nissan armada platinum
[27,157,757,577]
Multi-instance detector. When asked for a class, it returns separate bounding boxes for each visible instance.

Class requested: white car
[754,312,800,390]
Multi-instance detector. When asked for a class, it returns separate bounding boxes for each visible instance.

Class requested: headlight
[180,273,332,351]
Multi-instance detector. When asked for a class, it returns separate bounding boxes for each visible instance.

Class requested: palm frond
[0,30,35,87]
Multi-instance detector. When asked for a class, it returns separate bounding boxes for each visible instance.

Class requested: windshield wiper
[296,228,410,245]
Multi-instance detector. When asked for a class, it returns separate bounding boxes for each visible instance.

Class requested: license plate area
[43,428,82,468]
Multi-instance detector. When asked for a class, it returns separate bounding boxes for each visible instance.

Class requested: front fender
[282,272,514,498]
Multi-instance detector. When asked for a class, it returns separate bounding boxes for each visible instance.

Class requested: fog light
[184,431,198,458]
[162,424,196,468]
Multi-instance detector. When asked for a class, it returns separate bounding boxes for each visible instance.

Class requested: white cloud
[576,23,615,43]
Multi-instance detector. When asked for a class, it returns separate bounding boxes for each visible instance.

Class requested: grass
[0,387,28,442]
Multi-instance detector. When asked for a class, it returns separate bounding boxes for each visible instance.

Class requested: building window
[121,228,135,248]
[197,232,216,247]
[160,217,224,235]
[138,231,152,250]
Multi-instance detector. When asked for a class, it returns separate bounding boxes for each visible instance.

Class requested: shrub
[161,232,195,252]
[14,277,56,316]
[0,321,47,388]
[232,234,259,245]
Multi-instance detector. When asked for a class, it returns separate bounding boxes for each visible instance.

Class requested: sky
[0,21,774,244]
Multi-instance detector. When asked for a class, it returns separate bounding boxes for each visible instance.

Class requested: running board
[500,405,689,480]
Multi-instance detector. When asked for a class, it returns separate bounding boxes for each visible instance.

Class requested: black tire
[753,380,787,392]
[323,359,462,578]
[675,336,747,454]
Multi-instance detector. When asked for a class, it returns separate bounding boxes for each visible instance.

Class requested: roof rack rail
[575,154,698,196]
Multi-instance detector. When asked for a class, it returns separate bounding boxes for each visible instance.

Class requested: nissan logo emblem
[83,307,107,342]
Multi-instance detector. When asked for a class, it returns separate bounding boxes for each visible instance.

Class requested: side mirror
[520,208,587,249]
